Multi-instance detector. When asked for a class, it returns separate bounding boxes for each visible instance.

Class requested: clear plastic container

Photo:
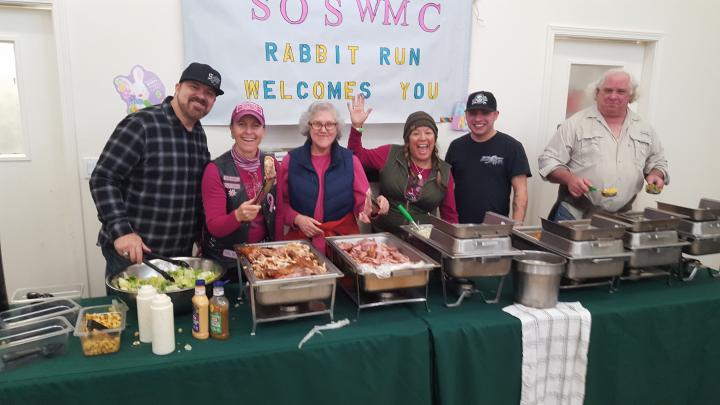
[0,316,74,372]
[0,298,81,328]
[73,301,128,356]
[10,283,84,305]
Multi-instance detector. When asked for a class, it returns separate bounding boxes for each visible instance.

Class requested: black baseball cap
[179,62,224,96]
[465,90,497,112]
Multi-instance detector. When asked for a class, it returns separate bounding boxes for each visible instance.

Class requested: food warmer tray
[541,216,628,241]
[326,233,439,292]
[427,226,514,256]
[599,208,682,233]
[678,233,720,255]
[626,244,689,268]
[657,199,720,221]
[539,229,625,257]
[623,230,683,249]
[427,212,514,239]
[512,227,630,280]
[402,225,522,278]
[237,240,343,306]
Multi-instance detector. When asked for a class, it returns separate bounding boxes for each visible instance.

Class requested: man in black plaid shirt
[90,62,224,278]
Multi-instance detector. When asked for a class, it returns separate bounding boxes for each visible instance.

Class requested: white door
[530,36,650,222]
[0,6,87,298]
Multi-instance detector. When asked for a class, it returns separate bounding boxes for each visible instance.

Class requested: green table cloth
[0,285,432,405]
[412,271,720,405]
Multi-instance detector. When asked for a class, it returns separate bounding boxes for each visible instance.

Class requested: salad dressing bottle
[191,280,209,340]
[137,285,157,343]
[209,281,229,340]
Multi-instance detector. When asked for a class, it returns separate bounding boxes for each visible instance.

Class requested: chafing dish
[657,199,720,221]
[428,212,513,239]
[600,208,682,232]
[402,214,522,307]
[512,226,630,283]
[540,216,627,241]
[235,240,343,335]
[325,233,439,315]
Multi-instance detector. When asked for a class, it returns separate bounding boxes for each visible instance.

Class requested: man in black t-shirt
[445,91,531,223]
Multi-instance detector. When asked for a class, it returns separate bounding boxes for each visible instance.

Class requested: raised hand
[347,94,373,128]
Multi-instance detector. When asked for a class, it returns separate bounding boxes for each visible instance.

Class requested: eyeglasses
[309,121,338,131]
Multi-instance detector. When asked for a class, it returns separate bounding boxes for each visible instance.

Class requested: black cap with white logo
[179,62,224,96]
[465,90,497,112]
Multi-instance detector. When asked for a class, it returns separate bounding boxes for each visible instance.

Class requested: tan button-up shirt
[538,105,669,213]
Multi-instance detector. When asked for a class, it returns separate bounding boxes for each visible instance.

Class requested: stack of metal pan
[600,208,690,270]
[512,215,631,289]
[402,212,523,307]
[657,199,720,255]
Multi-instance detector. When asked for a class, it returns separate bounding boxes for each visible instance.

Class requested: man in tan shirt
[538,69,669,220]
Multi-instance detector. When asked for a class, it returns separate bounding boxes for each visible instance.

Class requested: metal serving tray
[623,230,681,249]
[512,227,630,279]
[600,208,682,233]
[427,212,514,239]
[539,229,625,257]
[677,218,720,236]
[237,240,343,306]
[326,233,439,292]
[657,199,720,221]
[541,216,628,241]
[429,227,513,255]
[402,225,522,278]
[626,244,687,268]
[0,298,80,328]
[678,233,720,255]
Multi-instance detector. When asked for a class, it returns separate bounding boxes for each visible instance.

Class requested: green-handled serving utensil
[397,204,421,231]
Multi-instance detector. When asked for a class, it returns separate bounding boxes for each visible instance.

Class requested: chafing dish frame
[512,226,630,287]
[402,225,523,306]
[235,240,343,335]
[541,216,628,241]
[599,208,683,233]
[325,233,439,316]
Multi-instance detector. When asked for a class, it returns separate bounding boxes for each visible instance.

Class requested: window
[0,41,26,159]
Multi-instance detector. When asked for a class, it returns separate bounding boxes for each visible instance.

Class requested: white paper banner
[181,0,472,125]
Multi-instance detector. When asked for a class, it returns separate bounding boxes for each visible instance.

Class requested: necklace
[409,160,425,180]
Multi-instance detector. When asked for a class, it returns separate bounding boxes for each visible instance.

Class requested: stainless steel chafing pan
[541,216,628,241]
[427,212,514,239]
[325,233,439,292]
[236,240,343,306]
[657,199,720,221]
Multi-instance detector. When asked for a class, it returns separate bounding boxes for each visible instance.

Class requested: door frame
[538,25,663,145]
[0,0,89,294]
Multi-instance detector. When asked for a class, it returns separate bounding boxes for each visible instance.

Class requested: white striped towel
[502,302,592,405]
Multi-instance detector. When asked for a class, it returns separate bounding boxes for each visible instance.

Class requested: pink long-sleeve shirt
[347,127,459,223]
[278,151,369,250]
[201,159,282,243]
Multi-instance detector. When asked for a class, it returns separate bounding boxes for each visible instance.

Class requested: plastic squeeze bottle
[209,281,230,340]
[150,293,175,355]
[136,285,157,343]
[192,280,209,340]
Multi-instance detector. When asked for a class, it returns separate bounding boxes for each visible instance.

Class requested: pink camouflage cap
[231,101,265,126]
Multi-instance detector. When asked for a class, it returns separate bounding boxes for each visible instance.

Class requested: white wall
[54,0,720,296]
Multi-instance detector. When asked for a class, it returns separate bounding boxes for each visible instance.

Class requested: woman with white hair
[278,101,388,253]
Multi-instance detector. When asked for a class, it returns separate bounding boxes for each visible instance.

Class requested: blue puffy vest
[288,140,354,222]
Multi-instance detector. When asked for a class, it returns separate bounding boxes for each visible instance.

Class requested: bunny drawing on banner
[113,65,166,114]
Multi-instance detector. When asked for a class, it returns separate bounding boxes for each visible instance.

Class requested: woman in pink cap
[200,102,281,282]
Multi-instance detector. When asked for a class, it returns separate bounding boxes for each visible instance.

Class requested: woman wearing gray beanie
[347,95,458,235]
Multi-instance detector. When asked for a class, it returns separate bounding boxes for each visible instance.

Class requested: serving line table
[410,270,720,405]
[0,284,433,405]
[3,272,720,405]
